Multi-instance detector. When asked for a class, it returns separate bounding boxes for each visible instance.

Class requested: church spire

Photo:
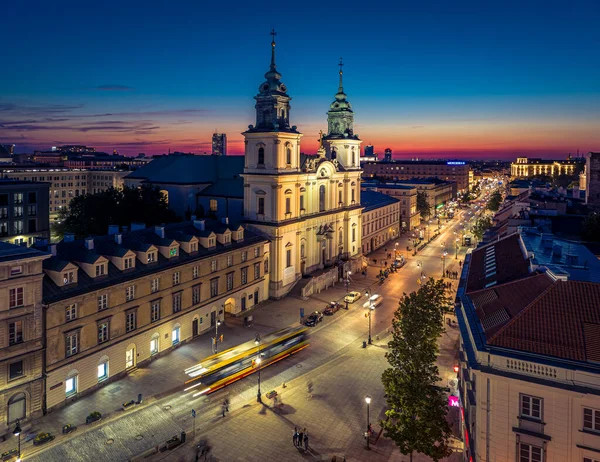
[338,57,344,94]
[270,29,277,71]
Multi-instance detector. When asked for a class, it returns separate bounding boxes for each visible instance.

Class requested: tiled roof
[466,233,531,292]
[361,190,400,212]
[488,280,600,362]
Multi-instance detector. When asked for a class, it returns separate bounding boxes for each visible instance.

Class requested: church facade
[242,37,363,298]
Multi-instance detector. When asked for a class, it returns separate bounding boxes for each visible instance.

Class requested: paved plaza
[3,211,470,462]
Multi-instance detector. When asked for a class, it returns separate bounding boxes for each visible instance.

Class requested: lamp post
[13,420,21,462]
[214,315,222,354]
[367,307,372,344]
[442,249,448,278]
[345,271,351,293]
[455,237,459,259]
[427,219,431,240]
[254,333,262,403]
[365,395,372,450]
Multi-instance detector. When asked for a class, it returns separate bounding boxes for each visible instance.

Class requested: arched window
[352,149,356,166]
[301,242,305,258]
[286,148,292,165]
[338,190,343,205]
[319,185,326,212]
[258,147,265,166]
[339,229,343,245]
[7,393,26,424]
[331,150,337,160]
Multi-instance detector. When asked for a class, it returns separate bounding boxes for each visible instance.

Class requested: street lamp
[345,271,351,293]
[455,237,459,259]
[214,315,222,354]
[442,250,448,278]
[13,420,21,462]
[254,333,262,403]
[365,395,372,450]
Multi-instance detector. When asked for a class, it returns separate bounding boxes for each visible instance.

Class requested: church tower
[322,59,362,169]
[243,30,302,174]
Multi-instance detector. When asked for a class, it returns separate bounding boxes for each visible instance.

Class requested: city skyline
[2,0,599,159]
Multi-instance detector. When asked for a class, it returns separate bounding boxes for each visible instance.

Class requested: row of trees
[53,185,178,239]
[486,189,503,212]
[382,279,453,461]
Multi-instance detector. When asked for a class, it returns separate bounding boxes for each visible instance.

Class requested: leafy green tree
[582,212,600,242]
[416,191,431,220]
[55,185,179,238]
[472,216,492,241]
[486,189,502,212]
[382,279,453,462]
[460,190,474,205]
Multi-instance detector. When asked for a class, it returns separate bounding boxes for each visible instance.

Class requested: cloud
[95,84,135,91]
[0,119,159,134]
[0,103,84,115]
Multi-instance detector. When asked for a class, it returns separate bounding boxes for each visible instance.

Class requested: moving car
[344,291,362,304]
[304,311,324,326]
[363,294,383,310]
[323,301,341,315]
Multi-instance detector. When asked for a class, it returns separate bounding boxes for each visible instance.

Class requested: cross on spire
[338,57,343,73]
[271,29,277,44]
[269,29,277,70]
[338,57,344,92]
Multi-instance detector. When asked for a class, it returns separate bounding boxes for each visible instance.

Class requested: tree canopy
[486,189,503,212]
[416,191,431,220]
[53,185,179,239]
[472,216,492,241]
[382,278,453,462]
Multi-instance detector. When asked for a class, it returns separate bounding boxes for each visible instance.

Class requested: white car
[344,291,362,304]
[363,294,383,310]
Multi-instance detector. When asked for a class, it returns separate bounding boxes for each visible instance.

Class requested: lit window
[172,327,180,345]
[97,362,108,381]
[65,376,77,397]
[210,199,217,212]
[150,336,159,355]
[63,271,75,285]
[147,251,156,263]
[169,247,177,257]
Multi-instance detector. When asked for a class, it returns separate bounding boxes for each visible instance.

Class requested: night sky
[2,0,599,159]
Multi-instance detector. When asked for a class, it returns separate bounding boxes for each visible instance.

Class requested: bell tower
[322,58,361,170]
[243,30,302,175]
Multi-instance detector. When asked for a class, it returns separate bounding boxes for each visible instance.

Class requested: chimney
[120,226,128,233]
[191,215,196,221]
[64,232,75,242]
[193,219,205,231]
[85,237,94,250]
[49,244,57,256]
[221,217,229,225]
[155,225,165,238]
[131,222,145,231]
[108,224,119,235]
[114,233,122,245]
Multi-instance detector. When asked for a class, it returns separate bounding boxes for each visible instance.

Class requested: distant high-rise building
[384,148,392,162]
[212,133,227,156]
[364,145,374,157]
[585,152,600,208]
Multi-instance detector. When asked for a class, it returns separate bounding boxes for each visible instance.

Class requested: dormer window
[124,257,134,269]
[95,263,106,277]
[209,238,216,247]
[63,271,75,285]
[148,251,157,263]
[169,247,178,257]
[190,242,198,253]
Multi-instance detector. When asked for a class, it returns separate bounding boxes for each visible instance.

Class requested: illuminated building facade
[0,180,50,246]
[510,156,583,178]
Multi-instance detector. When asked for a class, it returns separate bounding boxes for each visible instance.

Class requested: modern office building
[362,159,472,192]
[241,37,363,298]
[0,242,50,438]
[39,220,269,411]
[456,231,600,462]
[383,148,392,162]
[0,180,50,246]
[585,152,600,208]
[0,145,14,163]
[361,182,420,230]
[212,133,227,156]
[364,145,374,158]
[1,168,128,220]
[360,190,400,254]
[511,156,584,178]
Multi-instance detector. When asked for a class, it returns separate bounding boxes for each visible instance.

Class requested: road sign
[191,409,196,418]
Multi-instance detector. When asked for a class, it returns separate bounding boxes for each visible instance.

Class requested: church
[242,35,364,298]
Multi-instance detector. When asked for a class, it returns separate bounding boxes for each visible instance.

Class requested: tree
[472,216,492,241]
[582,212,600,241]
[416,191,430,220]
[382,279,453,462]
[486,189,502,212]
[55,185,179,238]
[460,190,474,205]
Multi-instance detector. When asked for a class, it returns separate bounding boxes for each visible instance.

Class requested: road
[24,207,476,462]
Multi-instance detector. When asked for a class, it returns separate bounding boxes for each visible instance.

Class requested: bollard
[363,341,367,348]
[137,393,143,404]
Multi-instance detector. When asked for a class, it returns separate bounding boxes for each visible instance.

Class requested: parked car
[344,291,362,304]
[324,301,342,315]
[363,294,383,310]
[304,311,324,326]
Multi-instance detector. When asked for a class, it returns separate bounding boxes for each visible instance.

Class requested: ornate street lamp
[365,395,372,450]
[13,420,21,462]
[255,333,262,403]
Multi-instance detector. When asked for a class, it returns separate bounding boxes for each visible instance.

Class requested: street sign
[191,409,196,418]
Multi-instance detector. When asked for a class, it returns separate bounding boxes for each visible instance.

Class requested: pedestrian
[303,429,309,450]
[298,429,304,448]
[221,404,226,418]
[293,427,298,446]
[224,399,229,412]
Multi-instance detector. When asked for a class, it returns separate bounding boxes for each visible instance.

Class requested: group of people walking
[293,427,309,450]
[445,269,459,279]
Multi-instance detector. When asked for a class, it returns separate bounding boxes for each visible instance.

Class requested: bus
[183,326,309,397]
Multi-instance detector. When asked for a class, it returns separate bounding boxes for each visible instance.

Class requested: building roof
[125,154,244,186]
[361,190,400,212]
[487,279,600,362]
[0,241,49,263]
[0,179,49,186]
[466,233,531,292]
[364,159,468,166]
[41,220,267,303]
[361,182,416,191]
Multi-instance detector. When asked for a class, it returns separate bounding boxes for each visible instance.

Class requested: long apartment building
[511,156,584,178]
[361,182,420,230]
[456,231,600,462]
[362,160,473,192]
[1,168,128,219]
[360,190,400,254]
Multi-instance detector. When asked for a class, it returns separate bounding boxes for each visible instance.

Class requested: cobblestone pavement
[8,211,469,462]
